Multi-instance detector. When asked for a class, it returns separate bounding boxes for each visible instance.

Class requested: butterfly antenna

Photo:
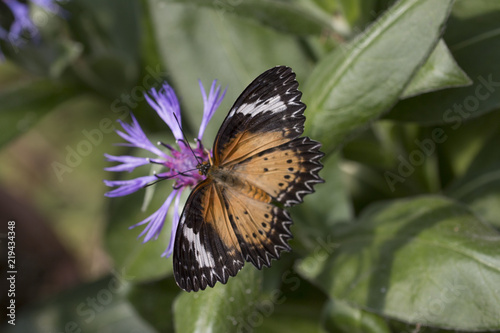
[171,113,202,164]
[144,168,199,188]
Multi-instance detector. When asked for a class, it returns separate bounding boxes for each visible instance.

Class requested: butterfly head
[196,160,211,176]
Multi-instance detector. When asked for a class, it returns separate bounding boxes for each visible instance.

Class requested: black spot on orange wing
[222,186,293,269]
[231,136,324,207]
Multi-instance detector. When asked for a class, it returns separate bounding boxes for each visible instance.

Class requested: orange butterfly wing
[173,66,324,292]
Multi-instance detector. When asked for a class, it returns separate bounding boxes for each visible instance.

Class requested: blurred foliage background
[1,0,500,332]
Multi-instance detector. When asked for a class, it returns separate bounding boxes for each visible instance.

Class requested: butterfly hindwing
[173,179,244,292]
[231,136,324,207]
[222,186,293,269]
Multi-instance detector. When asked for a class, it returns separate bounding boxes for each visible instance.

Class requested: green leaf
[293,152,353,247]
[0,76,80,147]
[127,278,179,332]
[385,0,500,124]
[7,39,83,78]
[296,195,500,330]
[162,0,335,36]
[401,39,471,98]
[258,300,326,333]
[322,299,391,333]
[65,0,142,96]
[147,1,314,145]
[173,265,262,333]
[446,126,500,228]
[303,0,454,153]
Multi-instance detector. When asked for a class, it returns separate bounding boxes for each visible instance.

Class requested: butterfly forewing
[173,66,324,292]
[213,66,306,165]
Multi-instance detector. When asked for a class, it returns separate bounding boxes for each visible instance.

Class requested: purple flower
[104,80,226,258]
[0,0,64,60]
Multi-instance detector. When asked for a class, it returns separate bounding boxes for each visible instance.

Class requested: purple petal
[162,190,182,258]
[115,114,165,157]
[132,189,178,243]
[4,1,36,42]
[31,0,65,15]
[104,154,152,173]
[104,175,157,197]
[145,84,183,140]
[198,80,226,140]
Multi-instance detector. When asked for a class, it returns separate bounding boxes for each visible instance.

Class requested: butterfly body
[174,66,324,292]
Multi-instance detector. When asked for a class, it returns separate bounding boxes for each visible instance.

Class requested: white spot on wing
[233,95,286,116]
[183,227,215,268]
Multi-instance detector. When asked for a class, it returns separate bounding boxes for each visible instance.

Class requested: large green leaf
[173,265,261,332]
[385,0,500,124]
[162,0,335,36]
[296,196,500,330]
[147,0,314,145]
[303,0,454,153]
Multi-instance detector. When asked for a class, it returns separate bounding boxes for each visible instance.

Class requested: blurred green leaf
[163,0,335,36]
[385,0,500,124]
[322,299,391,333]
[147,1,314,145]
[258,302,326,333]
[7,39,83,78]
[293,152,353,248]
[446,126,500,228]
[0,4,83,77]
[434,107,500,189]
[296,196,500,330]
[6,276,154,333]
[256,275,327,333]
[65,0,142,96]
[401,39,471,98]
[173,265,261,333]
[127,278,179,332]
[304,0,454,153]
[0,77,80,147]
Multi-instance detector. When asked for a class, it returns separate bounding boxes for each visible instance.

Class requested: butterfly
[173,66,324,292]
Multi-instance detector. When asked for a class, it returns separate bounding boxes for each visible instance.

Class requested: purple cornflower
[104,80,226,258]
[0,0,64,60]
